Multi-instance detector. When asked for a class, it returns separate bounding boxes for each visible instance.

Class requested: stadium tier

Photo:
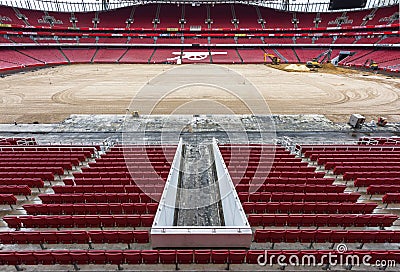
[1,4,398,29]
[0,137,400,270]
[0,3,398,72]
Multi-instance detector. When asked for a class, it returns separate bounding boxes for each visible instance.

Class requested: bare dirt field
[0,64,399,123]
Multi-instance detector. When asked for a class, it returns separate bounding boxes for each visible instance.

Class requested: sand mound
[323,62,337,70]
[284,64,310,72]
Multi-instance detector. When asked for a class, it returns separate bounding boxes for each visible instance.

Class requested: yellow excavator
[306,58,322,69]
[364,59,378,70]
[264,53,280,65]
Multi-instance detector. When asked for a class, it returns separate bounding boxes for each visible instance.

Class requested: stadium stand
[92,48,127,63]
[61,48,96,63]
[0,135,399,271]
[157,4,182,29]
[132,4,158,28]
[97,7,132,28]
[237,48,265,63]
[184,4,207,28]
[209,49,241,63]
[0,2,398,72]
[0,1,399,270]
[17,48,68,64]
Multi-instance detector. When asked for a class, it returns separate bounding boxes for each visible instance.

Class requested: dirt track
[0,64,399,123]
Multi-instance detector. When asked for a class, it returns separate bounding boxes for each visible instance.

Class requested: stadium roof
[0,0,398,12]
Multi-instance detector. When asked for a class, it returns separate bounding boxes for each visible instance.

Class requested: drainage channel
[174,142,224,227]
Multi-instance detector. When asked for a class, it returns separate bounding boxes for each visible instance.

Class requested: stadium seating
[248,214,397,228]
[0,230,149,244]
[92,48,127,63]
[157,4,181,28]
[383,193,400,204]
[97,7,132,28]
[3,214,155,229]
[184,4,207,28]
[61,48,97,63]
[17,49,68,64]
[119,48,154,63]
[23,203,158,215]
[254,229,400,243]
[0,249,397,267]
[242,202,377,214]
[294,48,326,63]
[150,48,180,63]
[209,49,241,63]
[237,48,265,63]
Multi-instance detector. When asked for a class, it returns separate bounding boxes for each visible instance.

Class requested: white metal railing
[211,137,249,227]
[0,0,398,13]
[152,137,183,227]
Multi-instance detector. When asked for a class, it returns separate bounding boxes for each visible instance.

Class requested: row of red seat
[0,230,149,244]
[3,214,154,229]
[64,178,164,188]
[0,146,98,152]
[317,156,400,165]
[0,166,64,175]
[231,171,326,181]
[23,203,159,215]
[52,185,164,194]
[367,185,400,195]
[101,155,174,162]
[0,194,17,205]
[238,192,360,203]
[242,202,377,214]
[301,145,400,153]
[0,172,54,180]
[221,154,285,159]
[254,229,400,243]
[0,185,31,196]
[89,161,171,167]
[247,214,397,227]
[343,172,400,181]
[238,184,345,193]
[0,161,73,170]
[81,167,169,174]
[0,153,87,161]
[309,152,400,161]
[358,137,400,145]
[0,137,36,146]
[325,161,400,170]
[104,150,175,154]
[383,193,400,204]
[0,151,92,160]
[73,172,168,180]
[0,178,44,188]
[354,178,400,187]
[334,166,400,175]
[234,178,335,191]
[0,249,398,266]
[0,157,80,163]
[230,166,318,173]
[39,193,161,203]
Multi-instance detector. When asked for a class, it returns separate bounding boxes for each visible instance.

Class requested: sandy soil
[0,64,399,123]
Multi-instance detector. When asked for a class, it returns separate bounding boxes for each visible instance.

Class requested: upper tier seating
[0,4,397,29]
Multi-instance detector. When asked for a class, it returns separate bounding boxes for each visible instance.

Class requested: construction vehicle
[306,58,322,69]
[305,50,332,70]
[264,53,280,65]
[364,59,379,70]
